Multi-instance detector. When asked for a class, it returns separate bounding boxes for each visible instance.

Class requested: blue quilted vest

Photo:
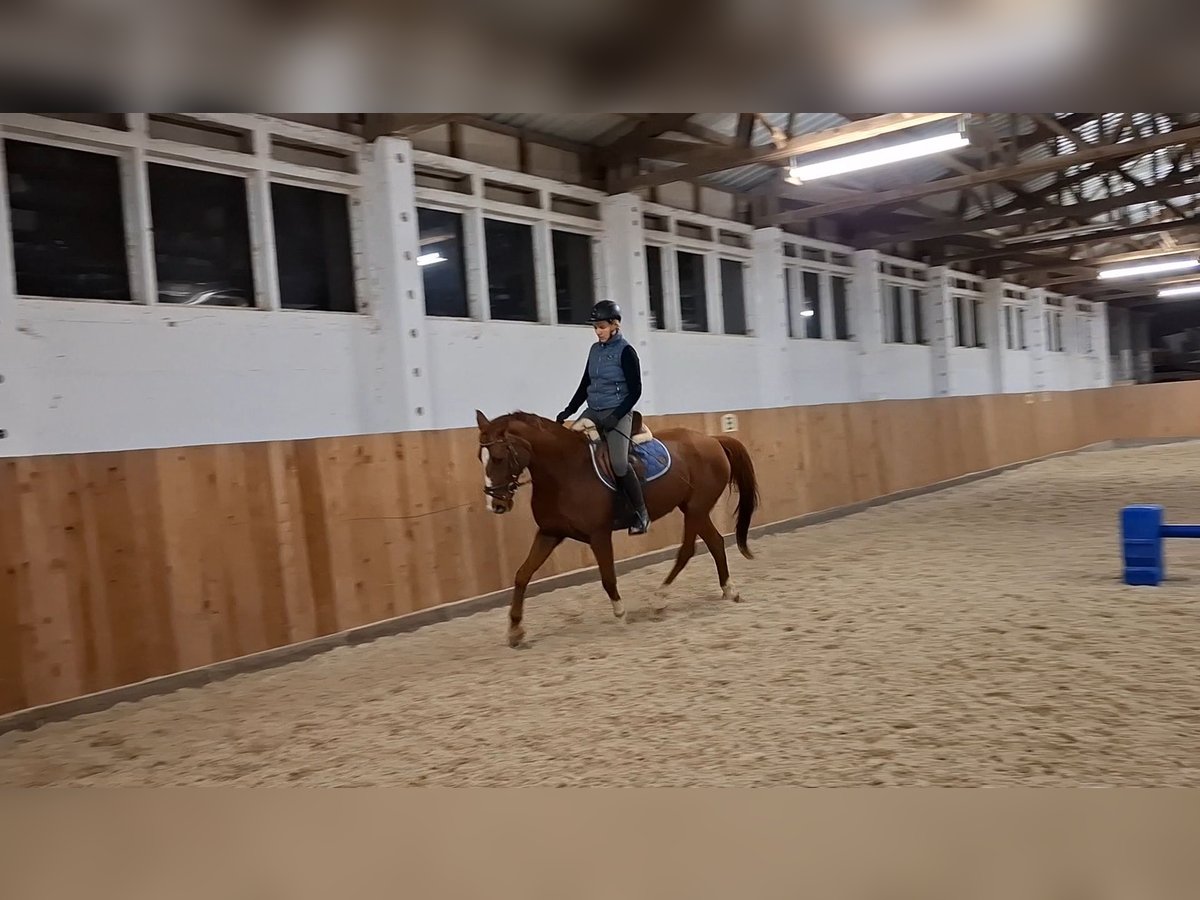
[586,332,630,411]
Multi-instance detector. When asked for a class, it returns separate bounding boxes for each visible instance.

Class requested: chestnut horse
[475,409,759,647]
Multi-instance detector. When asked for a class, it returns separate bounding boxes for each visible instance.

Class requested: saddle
[566,412,671,490]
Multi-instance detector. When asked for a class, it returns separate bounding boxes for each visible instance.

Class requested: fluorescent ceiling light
[787,129,969,183]
[417,252,446,267]
[1097,257,1199,280]
[800,309,815,317]
[1158,284,1200,298]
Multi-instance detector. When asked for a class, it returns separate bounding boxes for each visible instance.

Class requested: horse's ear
[475,409,489,431]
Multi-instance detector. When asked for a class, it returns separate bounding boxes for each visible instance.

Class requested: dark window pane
[677,250,708,332]
[832,275,850,340]
[484,218,537,322]
[972,297,985,347]
[645,244,665,330]
[417,207,468,317]
[552,229,595,325]
[4,139,130,301]
[802,270,822,339]
[149,163,254,307]
[1017,307,1027,349]
[1004,306,1014,349]
[955,296,969,347]
[912,288,926,344]
[889,284,904,343]
[784,268,795,337]
[719,258,747,335]
[271,183,355,312]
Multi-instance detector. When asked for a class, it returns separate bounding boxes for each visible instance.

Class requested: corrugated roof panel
[483,113,628,143]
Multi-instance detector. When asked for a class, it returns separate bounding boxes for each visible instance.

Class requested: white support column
[927,266,956,396]
[752,227,792,408]
[853,249,886,400]
[1026,288,1049,392]
[1093,301,1112,387]
[0,138,23,455]
[983,278,1006,393]
[600,193,660,415]
[363,137,433,431]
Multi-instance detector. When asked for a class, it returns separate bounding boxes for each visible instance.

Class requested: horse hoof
[612,600,626,620]
[507,625,525,647]
[722,582,742,603]
[650,591,669,614]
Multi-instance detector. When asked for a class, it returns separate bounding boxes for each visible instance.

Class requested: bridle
[481,438,530,503]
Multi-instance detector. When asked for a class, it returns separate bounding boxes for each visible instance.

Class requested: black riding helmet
[588,299,622,323]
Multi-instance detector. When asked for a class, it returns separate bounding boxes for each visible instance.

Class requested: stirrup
[628,508,650,535]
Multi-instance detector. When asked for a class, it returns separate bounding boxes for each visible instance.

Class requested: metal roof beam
[761,123,1200,226]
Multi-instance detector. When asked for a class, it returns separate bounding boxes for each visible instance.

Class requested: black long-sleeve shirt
[561,343,643,421]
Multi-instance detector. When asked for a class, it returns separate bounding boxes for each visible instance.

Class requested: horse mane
[495,411,587,443]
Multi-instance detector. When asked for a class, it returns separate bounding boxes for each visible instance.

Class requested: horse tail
[716,436,758,560]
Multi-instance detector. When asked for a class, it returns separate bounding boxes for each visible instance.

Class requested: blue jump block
[1120,504,1200,586]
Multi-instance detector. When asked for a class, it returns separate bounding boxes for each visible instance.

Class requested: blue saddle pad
[589,438,672,491]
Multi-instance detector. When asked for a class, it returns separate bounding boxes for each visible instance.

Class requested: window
[784,268,796,337]
[552,229,596,325]
[887,284,905,343]
[645,244,665,330]
[4,139,131,301]
[831,275,851,340]
[972,298,986,348]
[719,258,747,335]
[1004,306,1015,350]
[271,183,355,312]
[1016,307,1027,349]
[677,250,708,332]
[802,270,823,339]
[484,218,537,322]
[912,288,926,345]
[1045,309,1065,352]
[417,207,469,318]
[148,163,254,307]
[955,296,970,347]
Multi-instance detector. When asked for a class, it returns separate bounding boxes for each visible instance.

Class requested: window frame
[639,200,754,336]
[784,235,856,343]
[412,151,607,326]
[0,113,367,314]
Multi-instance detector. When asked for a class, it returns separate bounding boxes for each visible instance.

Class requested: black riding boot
[617,470,650,535]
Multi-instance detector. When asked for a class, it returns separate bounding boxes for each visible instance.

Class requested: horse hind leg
[654,513,697,613]
[695,514,740,602]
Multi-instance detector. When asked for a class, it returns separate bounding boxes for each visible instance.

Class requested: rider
[555,299,651,536]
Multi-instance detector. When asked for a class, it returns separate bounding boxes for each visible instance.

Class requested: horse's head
[475,410,531,515]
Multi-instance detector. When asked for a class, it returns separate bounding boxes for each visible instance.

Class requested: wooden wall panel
[6,384,1200,716]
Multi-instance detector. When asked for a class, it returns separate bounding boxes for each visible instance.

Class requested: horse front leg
[588,531,626,622]
[508,531,562,647]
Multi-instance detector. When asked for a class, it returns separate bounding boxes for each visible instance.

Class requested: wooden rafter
[943,216,1200,265]
[761,122,1200,225]
[598,113,695,163]
[859,174,1200,248]
[610,113,965,192]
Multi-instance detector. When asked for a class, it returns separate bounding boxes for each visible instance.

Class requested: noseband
[481,438,529,501]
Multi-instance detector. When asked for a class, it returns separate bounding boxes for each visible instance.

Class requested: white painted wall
[1001,351,1035,393]
[10,299,398,456]
[427,318,595,428]
[788,340,861,405]
[948,348,994,396]
[648,331,763,413]
[0,115,1116,458]
[874,344,935,399]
